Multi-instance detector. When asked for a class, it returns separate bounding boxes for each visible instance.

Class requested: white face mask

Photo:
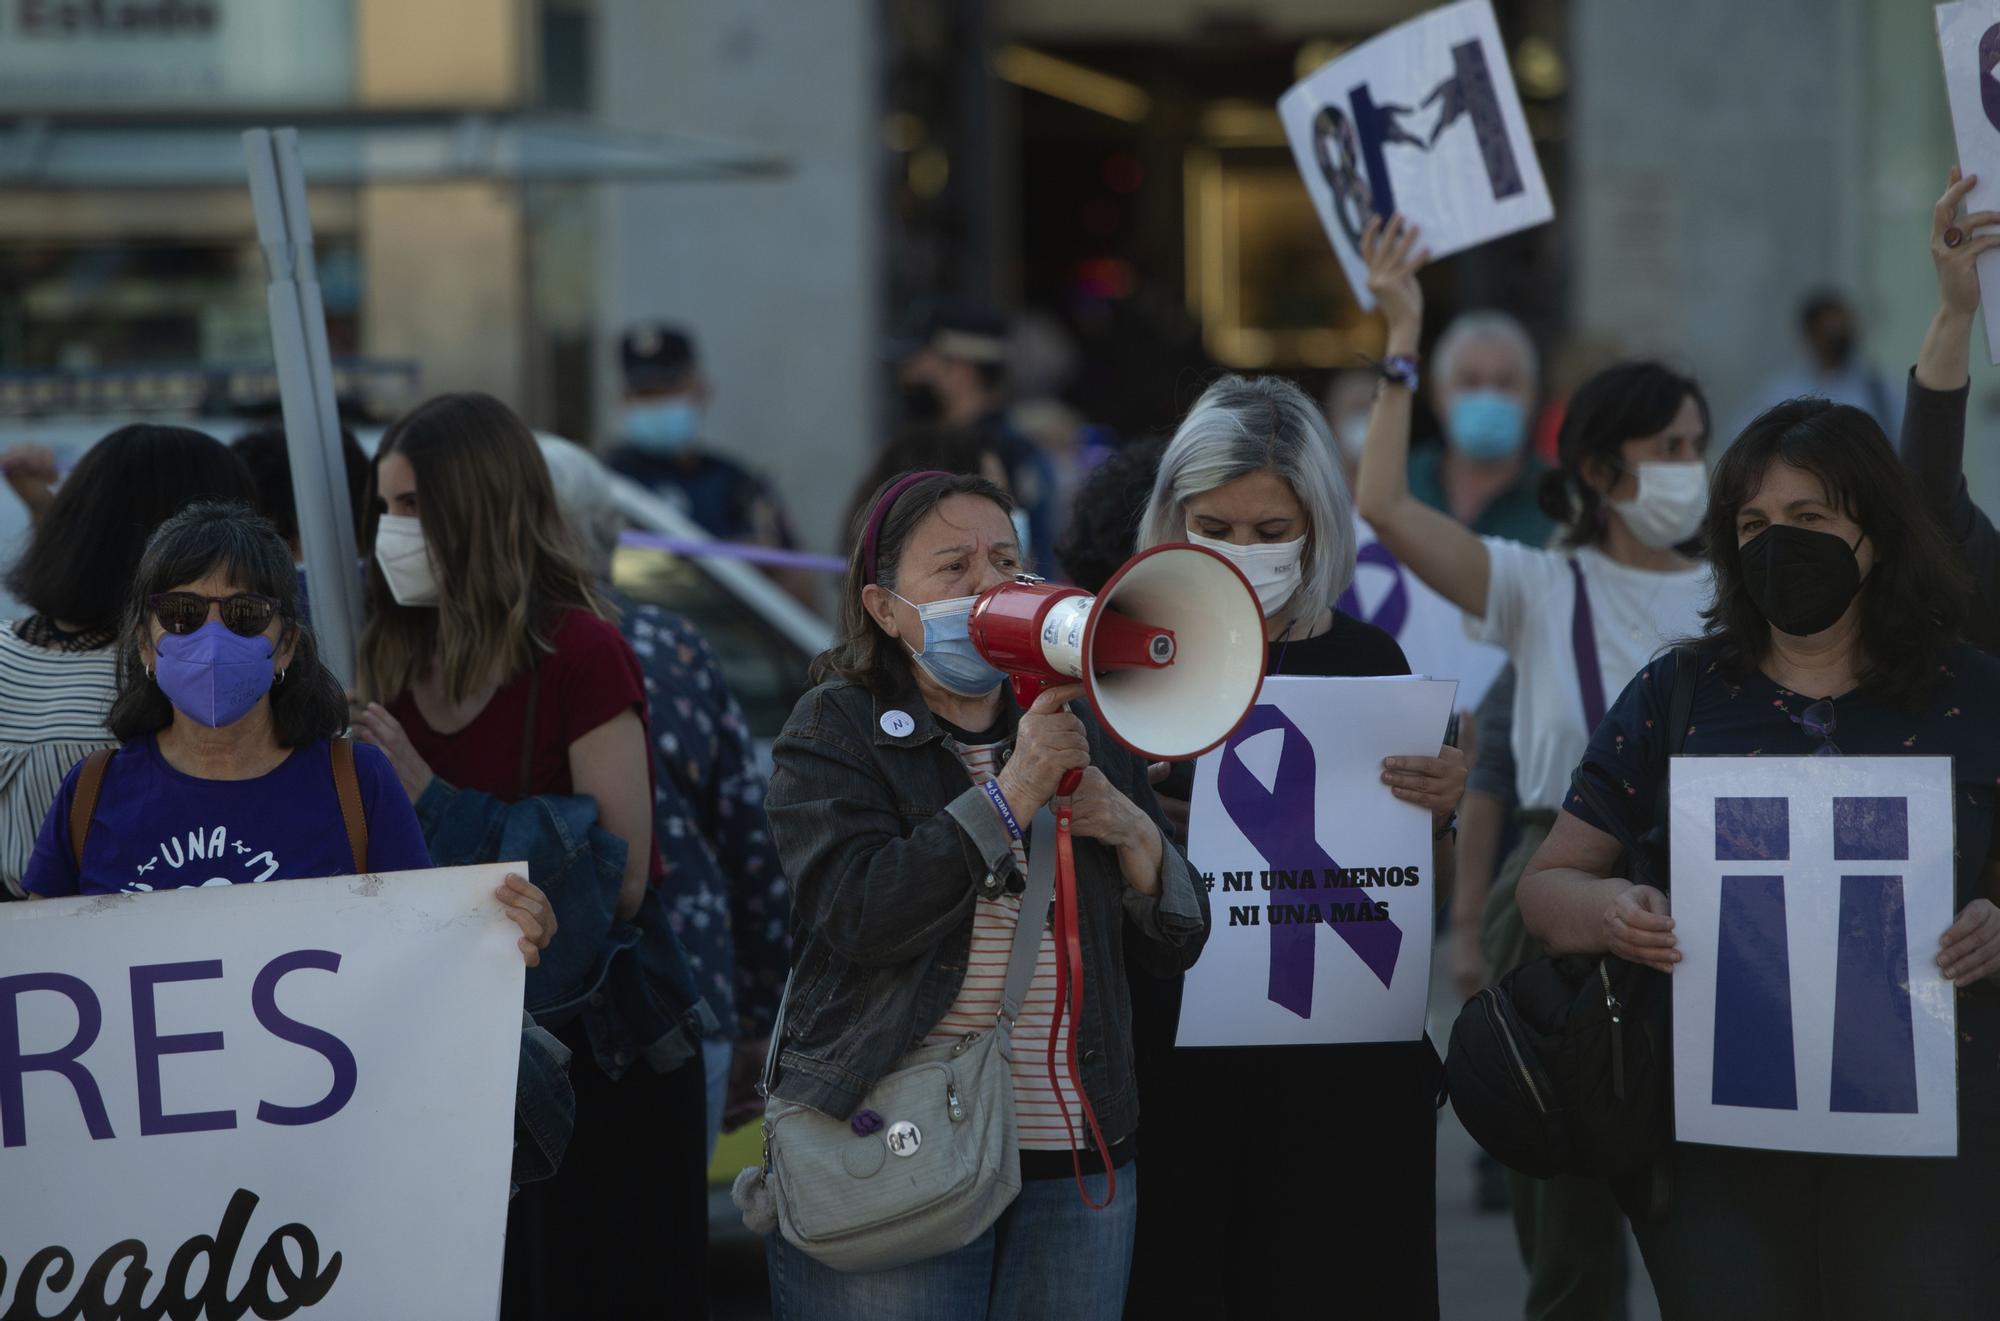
[1610,461,1709,550]
[375,513,441,607]
[1186,530,1306,617]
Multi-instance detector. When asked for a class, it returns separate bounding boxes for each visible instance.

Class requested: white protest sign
[0,865,526,1318]
[1938,3,2000,365]
[1177,675,1456,1047]
[1339,517,1507,712]
[1669,757,1958,1156]
[1281,0,1553,311]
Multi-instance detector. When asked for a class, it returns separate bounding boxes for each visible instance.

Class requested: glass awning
[0,112,788,187]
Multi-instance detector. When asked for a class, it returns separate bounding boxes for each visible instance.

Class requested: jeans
[768,1163,1137,1321]
[703,1037,732,1162]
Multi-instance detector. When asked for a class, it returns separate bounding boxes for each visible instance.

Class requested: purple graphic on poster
[1335,541,1412,640]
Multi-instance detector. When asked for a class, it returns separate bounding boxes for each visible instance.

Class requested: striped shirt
[926,740,1084,1152]
[0,624,118,897]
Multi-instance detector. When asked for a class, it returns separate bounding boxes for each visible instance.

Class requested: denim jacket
[512,1014,574,1193]
[417,779,717,1080]
[764,675,1208,1146]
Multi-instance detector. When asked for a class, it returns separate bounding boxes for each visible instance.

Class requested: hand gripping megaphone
[967,542,1268,761]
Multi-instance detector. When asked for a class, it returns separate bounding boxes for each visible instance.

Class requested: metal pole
[243,128,359,690]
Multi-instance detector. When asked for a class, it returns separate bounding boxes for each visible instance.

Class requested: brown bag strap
[331,737,369,874]
[517,669,541,800]
[69,748,115,869]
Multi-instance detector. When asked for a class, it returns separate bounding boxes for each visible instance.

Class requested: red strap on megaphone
[1048,766,1116,1211]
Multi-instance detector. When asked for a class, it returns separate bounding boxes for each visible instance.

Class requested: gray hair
[536,436,623,580]
[1138,374,1357,607]
[1432,309,1539,396]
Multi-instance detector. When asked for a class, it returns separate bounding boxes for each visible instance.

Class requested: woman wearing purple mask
[18,503,554,967]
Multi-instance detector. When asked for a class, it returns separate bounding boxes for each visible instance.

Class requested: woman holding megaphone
[748,470,1203,1319]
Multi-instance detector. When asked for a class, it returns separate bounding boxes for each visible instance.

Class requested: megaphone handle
[1048,794,1116,1211]
[1010,673,1045,711]
[1057,768,1084,797]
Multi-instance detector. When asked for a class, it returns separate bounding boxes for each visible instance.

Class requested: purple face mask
[154,619,277,729]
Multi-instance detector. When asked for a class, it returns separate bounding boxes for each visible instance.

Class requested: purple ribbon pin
[1335,542,1411,640]
[1216,704,1404,1017]
[850,1109,884,1136]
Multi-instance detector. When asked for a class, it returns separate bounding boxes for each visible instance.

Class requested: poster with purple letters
[1177,675,1456,1047]
[1281,0,1553,312]
[1939,2,2000,365]
[1669,757,1958,1156]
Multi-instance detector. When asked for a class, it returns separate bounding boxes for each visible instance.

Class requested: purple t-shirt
[22,736,432,897]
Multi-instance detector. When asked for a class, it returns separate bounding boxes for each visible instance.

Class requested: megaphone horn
[968,543,1267,762]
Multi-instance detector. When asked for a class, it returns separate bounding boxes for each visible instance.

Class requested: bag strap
[68,748,115,869]
[1567,645,1701,886]
[1567,557,1608,735]
[517,669,542,800]
[330,737,369,874]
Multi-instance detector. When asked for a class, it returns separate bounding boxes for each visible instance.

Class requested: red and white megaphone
[968,542,1268,762]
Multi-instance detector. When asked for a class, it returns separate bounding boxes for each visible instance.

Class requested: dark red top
[391,608,662,877]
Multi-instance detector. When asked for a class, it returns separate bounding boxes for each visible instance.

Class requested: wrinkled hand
[997,683,1089,820]
[351,701,436,804]
[1932,167,2000,320]
[496,872,556,967]
[1604,883,1678,974]
[1360,212,1429,337]
[1939,897,2000,987]
[1147,761,1191,847]
[1065,766,1164,896]
[1,444,58,517]
[1382,745,1467,824]
[724,1039,767,1133]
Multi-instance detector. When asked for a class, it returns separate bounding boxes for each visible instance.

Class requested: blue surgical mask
[1446,390,1527,461]
[623,399,703,455]
[891,591,1007,697]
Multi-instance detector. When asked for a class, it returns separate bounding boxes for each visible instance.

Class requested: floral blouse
[618,597,789,1042]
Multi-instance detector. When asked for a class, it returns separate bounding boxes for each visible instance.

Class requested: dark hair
[1536,361,1709,548]
[812,471,1014,696]
[231,425,373,543]
[1797,287,1850,335]
[1696,398,1968,707]
[5,425,257,635]
[1055,440,1167,592]
[843,424,1008,544]
[107,502,349,747]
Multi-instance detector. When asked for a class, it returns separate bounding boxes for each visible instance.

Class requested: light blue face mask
[1446,390,1528,462]
[891,591,1007,697]
[623,399,703,455]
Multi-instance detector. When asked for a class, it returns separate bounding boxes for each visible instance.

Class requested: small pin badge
[886,1120,923,1157]
[880,709,916,738]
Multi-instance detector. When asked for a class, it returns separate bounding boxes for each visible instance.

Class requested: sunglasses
[1791,698,1840,757]
[146,592,281,638]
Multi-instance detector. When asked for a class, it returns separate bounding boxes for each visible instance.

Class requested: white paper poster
[1938,2,2000,365]
[1281,0,1554,310]
[0,865,526,1318]
[1669,757,1958,1156]
[1339,517,1507,712]
[1177,675,1457,1047]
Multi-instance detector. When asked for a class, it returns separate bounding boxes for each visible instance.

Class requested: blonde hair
[359,392,606,704]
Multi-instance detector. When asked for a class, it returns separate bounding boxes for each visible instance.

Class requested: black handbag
[1446,647,1698,1190]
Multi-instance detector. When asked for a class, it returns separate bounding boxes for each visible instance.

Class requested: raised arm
[1352,214,1494,618]
[1910,166,2000,651]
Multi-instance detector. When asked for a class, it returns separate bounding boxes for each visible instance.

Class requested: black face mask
[900,381,945,424]
[1738,523,1865,637]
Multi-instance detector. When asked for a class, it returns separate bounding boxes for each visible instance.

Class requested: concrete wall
[595,0,880,557]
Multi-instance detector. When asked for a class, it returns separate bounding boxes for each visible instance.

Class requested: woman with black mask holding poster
[1355,213,1712,1320]
[1517,397,2000,1317]
[1124,374,1466,1320]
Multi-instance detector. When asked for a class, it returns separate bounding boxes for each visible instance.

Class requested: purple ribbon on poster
[1215,704,1404,1016]
[1334,542,1410,640]
[618,530,847,574]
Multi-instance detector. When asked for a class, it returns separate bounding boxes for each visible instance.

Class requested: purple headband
[862,469,951,586]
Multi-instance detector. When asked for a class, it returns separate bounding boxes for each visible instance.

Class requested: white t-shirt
[1345,518,1509,711]
[1468,539,1713,810]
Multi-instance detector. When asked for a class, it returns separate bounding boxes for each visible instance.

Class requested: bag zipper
[1600,961,1626,1101]
[947,1078,965,1123]
[1481,990,1549,1116]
